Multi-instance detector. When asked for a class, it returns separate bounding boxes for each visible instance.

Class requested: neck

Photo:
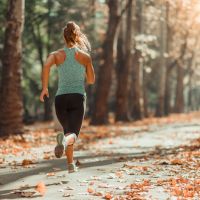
[66,43,75,48]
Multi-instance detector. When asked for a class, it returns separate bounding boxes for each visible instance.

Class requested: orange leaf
[43,155,51,160]
[170,159,183,165]
[22,159,34,166]
[35,182,46,196]
[115,171,123,178]
[89,181,95,185]
[46,172,55,177]
[183,190,194,198]
[172,187,182,196]
[143,179,150,186]
[87,187,94,194]
[185,184,194,190]
[142,166,148,171]
[195,179,200,184]
[104,193,113,199]
[178,177,188,184]
[171,179,177,186]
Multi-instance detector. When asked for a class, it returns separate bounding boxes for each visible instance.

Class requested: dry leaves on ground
[35,182,46,196]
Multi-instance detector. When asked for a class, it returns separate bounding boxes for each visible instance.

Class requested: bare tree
[130,0,144,120]
[155,2,168,117]
[91,0,130,125]
[115,0,133,121]
[0,0,25,136]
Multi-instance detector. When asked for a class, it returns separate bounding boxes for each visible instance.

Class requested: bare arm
[75,50,95,84]
[40,53,55,102]
[85,55,95,84]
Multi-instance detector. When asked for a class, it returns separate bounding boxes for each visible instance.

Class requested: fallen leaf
[183,190,194,198]
[89,181,95,185]
[98,183,110,188]
[107,173,116,179]
[104,193,113,199]
[46,172,55,177]
[64,186,74,190]
[22,159,34,166]
[93,191,103,196]
[43,155,51,160]
[35,181,46,196]
[14,190,35,197]
[63,193,71,197]
[170,159,183,165]
[117,156,127,161]
[61,180,68,184]
[53,167,61,171]
[159,161,169,165]
[142,166,148,171]
[87,187,94,194]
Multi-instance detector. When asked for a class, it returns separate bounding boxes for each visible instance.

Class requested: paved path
[0,121,200,200]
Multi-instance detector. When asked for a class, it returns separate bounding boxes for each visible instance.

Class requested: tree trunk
[115,0,133,122]
[187,45,197,112]
[187,65,193,112]
[174,64,184,113]
[131,50,143,119]
[90,0,119,125]
[30,15,52,121]
[155,2,167,117]
[143,65,149,117]
[163,3,171,116]
[115,22,125,116]
[164,67,172,115]
[0,0,24,136]
[43,0,53,121]
[130,0,143,120]
[86,0,96,118]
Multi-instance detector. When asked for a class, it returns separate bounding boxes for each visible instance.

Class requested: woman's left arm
[40,53,56,102]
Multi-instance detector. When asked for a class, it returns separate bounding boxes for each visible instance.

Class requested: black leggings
[54,93,86,137]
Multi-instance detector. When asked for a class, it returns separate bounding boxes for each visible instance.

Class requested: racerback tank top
[56,46,86,96]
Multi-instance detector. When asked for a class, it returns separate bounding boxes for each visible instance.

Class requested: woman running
[39,21,95,173]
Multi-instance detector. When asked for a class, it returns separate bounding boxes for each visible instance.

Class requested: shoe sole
[54,133,64,158]
[68,164,78,173]
[68,168,78,173]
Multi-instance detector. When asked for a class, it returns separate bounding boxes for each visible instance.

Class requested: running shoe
[68,162,78,173]
[54,132,65,158]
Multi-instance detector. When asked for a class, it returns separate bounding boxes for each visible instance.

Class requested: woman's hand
[40,88,49,102]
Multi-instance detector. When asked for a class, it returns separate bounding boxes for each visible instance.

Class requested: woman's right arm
[75,50,95,84]
[85,55,95,84]
[40,53,56,102]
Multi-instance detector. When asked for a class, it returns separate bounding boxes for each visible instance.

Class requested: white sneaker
[68,162,78,173]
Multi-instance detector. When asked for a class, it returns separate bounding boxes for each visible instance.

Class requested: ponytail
[63,21,91,52]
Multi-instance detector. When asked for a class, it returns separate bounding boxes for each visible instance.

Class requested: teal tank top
[56,46,86,96]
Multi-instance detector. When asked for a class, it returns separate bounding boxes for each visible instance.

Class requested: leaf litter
[1,113,200,199]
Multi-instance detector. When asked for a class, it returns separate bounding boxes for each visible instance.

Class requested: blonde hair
[63,21,91,52]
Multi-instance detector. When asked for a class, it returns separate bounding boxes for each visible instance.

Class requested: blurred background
[0,0,200,136]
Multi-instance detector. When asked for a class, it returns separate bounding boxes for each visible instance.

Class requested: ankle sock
[64,133,77,146]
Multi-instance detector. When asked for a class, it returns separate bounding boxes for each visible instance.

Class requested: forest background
[1,0,200,136]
